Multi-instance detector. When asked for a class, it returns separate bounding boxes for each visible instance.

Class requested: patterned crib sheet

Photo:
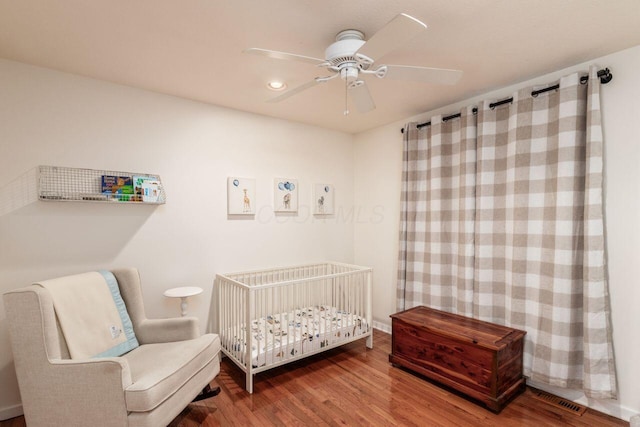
[229,305,369,368]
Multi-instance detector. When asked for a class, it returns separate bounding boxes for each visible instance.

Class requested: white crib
[215,262,372,393]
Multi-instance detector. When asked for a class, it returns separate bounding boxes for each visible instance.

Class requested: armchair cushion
[36,270,139,358]
[123,333,220,412]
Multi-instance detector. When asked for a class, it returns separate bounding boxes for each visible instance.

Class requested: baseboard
[373,320,391,334]
[0,403,23,421]
[527,379,635,422]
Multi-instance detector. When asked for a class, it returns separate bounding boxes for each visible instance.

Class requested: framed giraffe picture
[273,178,298,213]
[227,177,256,215]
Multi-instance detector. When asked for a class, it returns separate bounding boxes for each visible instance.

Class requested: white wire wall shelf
[38,165,166,204]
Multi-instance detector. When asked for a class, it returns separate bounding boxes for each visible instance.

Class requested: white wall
[354,45,640,420]
[0,59,355,418]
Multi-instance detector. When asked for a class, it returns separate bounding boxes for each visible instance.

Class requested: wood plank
[0,329,625,427]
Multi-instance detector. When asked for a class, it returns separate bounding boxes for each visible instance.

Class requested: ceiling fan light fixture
[267,81,287,91]
[340,66,359,82]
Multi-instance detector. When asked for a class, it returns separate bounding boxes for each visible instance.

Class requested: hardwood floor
[1,329,625,426]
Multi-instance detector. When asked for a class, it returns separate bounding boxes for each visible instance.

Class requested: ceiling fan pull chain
[344,77,350,115]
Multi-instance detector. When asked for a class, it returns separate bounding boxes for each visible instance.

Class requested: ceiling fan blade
[384,65,463,85]
[349,81,376,113]
[355,13,427,62]
[266,79,322,103]
[243,48,325,65]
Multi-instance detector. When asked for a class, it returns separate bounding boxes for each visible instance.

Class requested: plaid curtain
[583,67,617,398]
[397,106,477,314]
[397,66,617,398]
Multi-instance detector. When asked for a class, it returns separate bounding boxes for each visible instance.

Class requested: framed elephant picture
[273,178,298,213]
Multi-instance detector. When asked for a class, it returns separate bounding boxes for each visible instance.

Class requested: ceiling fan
[244,13,463,115]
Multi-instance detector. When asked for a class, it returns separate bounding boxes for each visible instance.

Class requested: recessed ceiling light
[267,81,286,91]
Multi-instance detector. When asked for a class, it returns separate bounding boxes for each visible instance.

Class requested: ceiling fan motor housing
[325,29,367,72]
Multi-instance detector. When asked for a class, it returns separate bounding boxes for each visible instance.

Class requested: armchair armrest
[134,317,199,344]
[20,357,133,427]
[50,357,133,389]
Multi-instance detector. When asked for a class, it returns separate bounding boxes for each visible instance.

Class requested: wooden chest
[389,306,526,412]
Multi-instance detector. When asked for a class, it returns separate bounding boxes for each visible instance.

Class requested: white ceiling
[1,1,639,134]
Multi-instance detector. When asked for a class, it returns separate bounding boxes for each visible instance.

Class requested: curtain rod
[401,67,612,134]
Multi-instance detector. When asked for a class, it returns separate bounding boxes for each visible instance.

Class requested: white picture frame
[227,177,256,215]
[313,183,334,215]
[273,178,298,213]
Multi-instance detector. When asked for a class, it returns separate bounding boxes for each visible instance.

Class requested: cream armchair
[3,268,221,427]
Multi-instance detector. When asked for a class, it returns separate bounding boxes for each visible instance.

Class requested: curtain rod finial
[600,68,613,84]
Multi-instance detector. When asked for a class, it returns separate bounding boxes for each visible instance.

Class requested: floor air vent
[531,389,587,416]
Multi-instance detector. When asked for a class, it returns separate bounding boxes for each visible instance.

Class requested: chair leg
[192,384,221,402]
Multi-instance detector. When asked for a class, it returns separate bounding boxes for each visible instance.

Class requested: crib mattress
[227,305,369,368]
